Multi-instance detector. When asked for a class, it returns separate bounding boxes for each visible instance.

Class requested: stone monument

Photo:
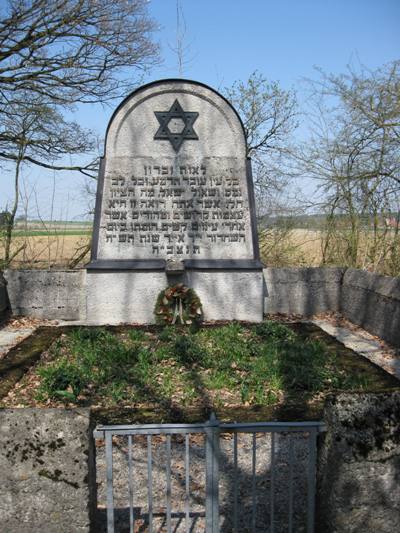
[86,79,264,323]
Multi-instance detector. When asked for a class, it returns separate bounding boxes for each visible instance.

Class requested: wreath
[154,284,203,325]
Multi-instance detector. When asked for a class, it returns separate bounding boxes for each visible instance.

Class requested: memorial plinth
[86,79,264,323]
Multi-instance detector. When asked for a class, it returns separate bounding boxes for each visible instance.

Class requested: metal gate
[94,416,325,533]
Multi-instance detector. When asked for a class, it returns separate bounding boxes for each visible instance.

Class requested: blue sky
[1,0,399,220]
[150,0,400,87]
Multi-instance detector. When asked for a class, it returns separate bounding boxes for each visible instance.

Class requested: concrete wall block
[86,270,167,324]
[4,269,84,320]
[343,268,400,300]
[263,267,344,316]
[341,269,400,346]
[0,408,96,533]
[86,270,264,324]
[316,392,400,533]
[187,270,264,322]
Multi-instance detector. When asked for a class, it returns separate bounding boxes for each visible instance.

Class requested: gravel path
[94,431,312,532]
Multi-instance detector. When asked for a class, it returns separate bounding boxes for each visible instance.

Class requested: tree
[0,0,159,173]
[297,61,400,274]
[223,72,298,217]
[0,0,159,104]
[0,1,160,267]
[0,98,96,266]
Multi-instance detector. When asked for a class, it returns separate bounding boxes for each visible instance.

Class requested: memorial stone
[86,80,264,323]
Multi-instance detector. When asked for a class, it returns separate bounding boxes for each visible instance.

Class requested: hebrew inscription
[98,157,253,261]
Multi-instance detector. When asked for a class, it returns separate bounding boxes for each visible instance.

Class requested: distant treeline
[258,213,400,230]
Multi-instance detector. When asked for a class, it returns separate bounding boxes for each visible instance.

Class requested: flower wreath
[154,284,203,325]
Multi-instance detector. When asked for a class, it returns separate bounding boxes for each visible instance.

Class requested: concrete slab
[0,326,35,358]
[311,319,400,380]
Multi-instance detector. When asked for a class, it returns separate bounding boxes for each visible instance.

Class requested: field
[4,221,92,268]
[4,224,323,268]
[3,221,399,275]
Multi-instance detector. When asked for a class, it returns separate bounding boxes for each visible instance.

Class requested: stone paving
[0,323,36,359]
[311,319,400,380]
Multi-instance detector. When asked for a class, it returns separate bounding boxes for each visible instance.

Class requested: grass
[28,321,387,410]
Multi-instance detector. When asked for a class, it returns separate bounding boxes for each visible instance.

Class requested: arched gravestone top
[89,79,261,270]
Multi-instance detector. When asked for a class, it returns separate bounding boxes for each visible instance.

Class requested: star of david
[154,99,199,152]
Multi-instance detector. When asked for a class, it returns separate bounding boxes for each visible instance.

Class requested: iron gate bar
[252,432,257,532]
[205,414,220,532]
[233,432,238,533]
[220,421,326,432]
[105,431,114,533]
[147,435,153,533]
[94,419,326,533]
[166,434,172,532]
[307,427,318,533]
[94,420,326,436]
[288,436,294,533]
[184,434,190,533]
[127,435,134,533]
[270,432,275,533]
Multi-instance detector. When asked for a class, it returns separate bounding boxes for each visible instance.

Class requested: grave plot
[1,321,397,416]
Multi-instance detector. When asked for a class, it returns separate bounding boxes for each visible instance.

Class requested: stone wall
[4,269,85,320]
[3,267,400,346]
[340,268,400,346]
[316,392,400,533]
[0,271,8,319]
[0,408,96,533]
[263,267,344,316]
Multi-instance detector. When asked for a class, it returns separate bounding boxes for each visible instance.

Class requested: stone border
[341,268,400,347]
[263,266,344,316]
[316,391,400,532]
[0,408,96,533]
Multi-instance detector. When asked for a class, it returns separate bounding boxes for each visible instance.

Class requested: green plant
[128,329,147,343]
[277,340,333,391]
[173,334,206,365]
[37,358,86,401]
[104,382,129,403]
[253,321,296,343]
[69,327,108,344]
[158,325,179,342]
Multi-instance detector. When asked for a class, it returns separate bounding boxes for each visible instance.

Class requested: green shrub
[253,321,296,343]
[37,358,87,400]
[173,334,206,365]
[128,329,147,343]
[278,340,333,391]
[69,326,108,344]
[34,321,376,408]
